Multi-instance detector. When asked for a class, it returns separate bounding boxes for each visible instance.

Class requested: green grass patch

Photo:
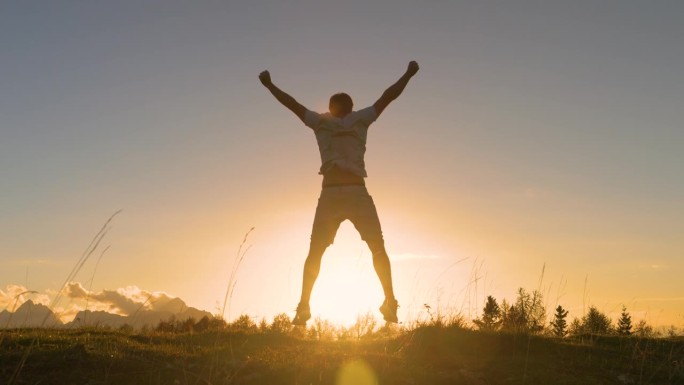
[1,327,682,384]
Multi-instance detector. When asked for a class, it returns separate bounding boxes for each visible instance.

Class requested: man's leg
[299,241,328,306]
[293,241,328,326]
[294,189,341,325]
[350,190,399,322]
[367,239,399,322]
[367,239,395,301]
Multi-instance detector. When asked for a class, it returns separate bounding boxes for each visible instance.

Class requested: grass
[1,324,683,384]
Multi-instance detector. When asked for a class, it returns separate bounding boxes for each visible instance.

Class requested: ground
[1,326,682,384]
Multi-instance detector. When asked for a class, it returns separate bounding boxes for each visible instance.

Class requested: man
[259,61,419,325]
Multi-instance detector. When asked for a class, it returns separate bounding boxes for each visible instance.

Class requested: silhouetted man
[259,61,419,325]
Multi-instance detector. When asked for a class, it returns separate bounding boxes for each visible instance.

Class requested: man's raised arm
[259,70,307,123]
[373,61,419,116]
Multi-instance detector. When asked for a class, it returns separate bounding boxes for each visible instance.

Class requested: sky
[1,1,683,328]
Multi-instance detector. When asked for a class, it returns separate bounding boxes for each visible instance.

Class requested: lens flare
[335,359,378,385]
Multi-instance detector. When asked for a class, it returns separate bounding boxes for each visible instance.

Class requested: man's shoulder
[353,106,376,115]
[304,110,327,128]
[351,106,378,124]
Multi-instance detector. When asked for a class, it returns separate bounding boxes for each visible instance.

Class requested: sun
[307,222,387,327]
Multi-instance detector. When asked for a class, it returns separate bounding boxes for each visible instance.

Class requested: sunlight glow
[308,223,385,327]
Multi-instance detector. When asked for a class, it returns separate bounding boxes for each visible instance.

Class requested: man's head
[329,93,353,118]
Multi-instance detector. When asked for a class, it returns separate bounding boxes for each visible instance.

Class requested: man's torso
[304,106,378,185]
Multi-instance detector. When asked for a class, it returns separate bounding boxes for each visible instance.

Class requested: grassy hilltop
[2,323,683,385]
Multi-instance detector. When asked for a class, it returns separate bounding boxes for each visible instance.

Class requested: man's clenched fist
[407,61,419,77]
[259,70,272,87]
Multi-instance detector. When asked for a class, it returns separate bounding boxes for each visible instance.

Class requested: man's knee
[307,240,329,259]
[304,245,325,275]
[366,239,387,257]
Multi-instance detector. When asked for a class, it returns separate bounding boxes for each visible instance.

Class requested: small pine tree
[549,305,569,337]
[500,288,546,334]
[473,295,502,331]
[568,318,583,335]
[582,306,612,335]
[634,319,656,338]
[617,306,632,336]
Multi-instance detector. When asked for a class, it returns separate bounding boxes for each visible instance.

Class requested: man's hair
[329,93,353,115]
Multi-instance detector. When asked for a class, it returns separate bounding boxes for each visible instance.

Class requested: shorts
[310,185,384,246]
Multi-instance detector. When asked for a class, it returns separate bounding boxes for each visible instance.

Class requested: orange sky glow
[1,2,683,329]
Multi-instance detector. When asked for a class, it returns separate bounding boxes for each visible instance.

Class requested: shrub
[270,313,292,334]
[308,317,336,341]
[473,296,501,331]
[230,314,257,332]
[634,320,657,338]
[351,312,377,340]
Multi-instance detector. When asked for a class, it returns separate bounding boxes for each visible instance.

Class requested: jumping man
[258,61,419,325]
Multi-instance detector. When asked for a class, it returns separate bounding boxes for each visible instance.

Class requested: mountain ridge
[0,299,213,329]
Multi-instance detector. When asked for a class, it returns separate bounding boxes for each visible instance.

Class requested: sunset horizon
[2,1,682,333]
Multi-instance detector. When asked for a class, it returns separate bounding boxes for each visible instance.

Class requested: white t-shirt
[304,106,378,177]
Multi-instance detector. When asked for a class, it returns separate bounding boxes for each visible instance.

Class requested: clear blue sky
[1,1,683,326]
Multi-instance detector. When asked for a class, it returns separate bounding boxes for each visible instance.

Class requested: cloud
[52,303,86,323]
[65,282,186,316]
[635,262,668,270]
[66,282,143,315]
[391,253,442,261]
[65,282,88,298]
[3,282,198,324]
[31,293,51,306]
[0,284,42,310]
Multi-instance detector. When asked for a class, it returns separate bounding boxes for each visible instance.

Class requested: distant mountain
[1,298,213,329]
[155,297,187,313]
[65,305,213,329]
[67,310,129,328]
[0,300,63,328]
[122,296,213,328]
[126,306,213,328]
